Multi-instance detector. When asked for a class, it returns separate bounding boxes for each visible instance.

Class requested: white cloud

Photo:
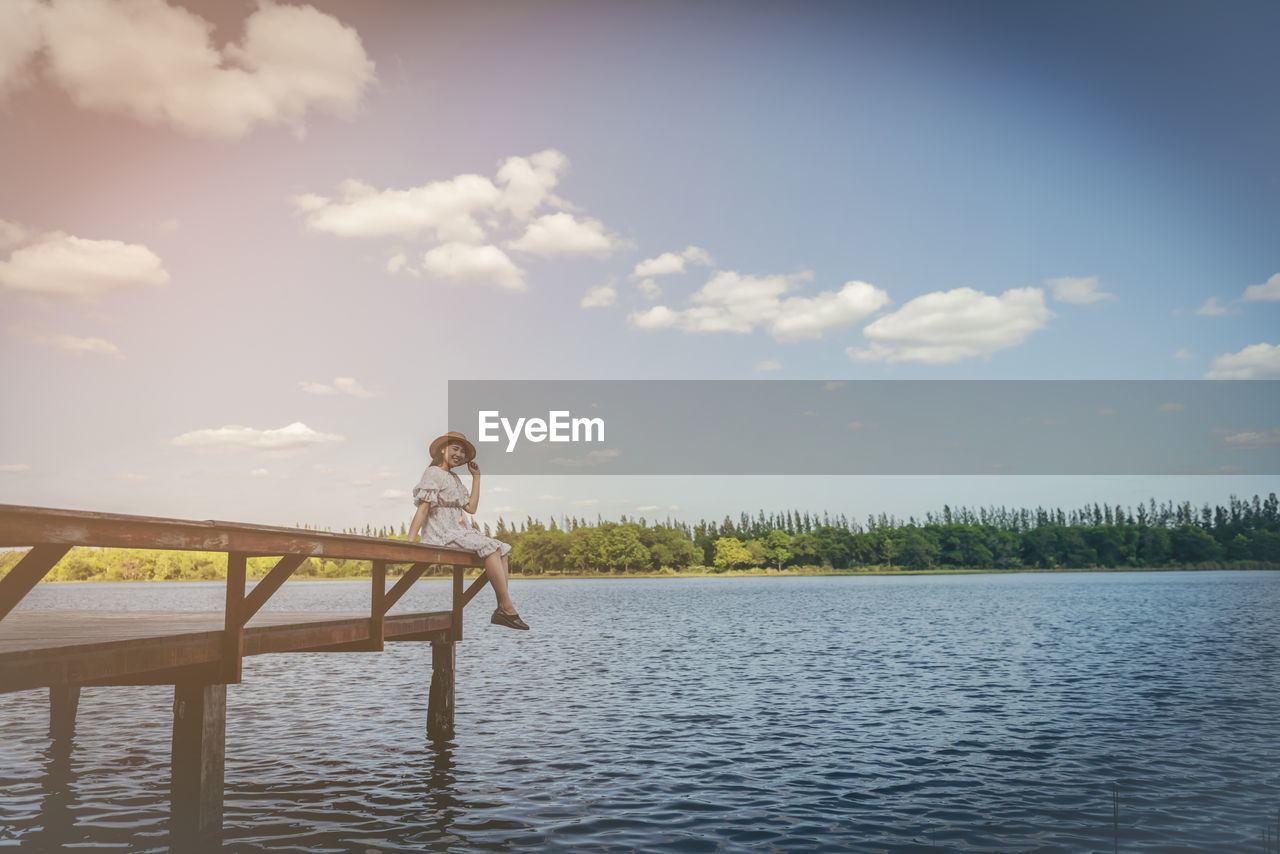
[1223,428,1280,450]
[29,332,125,358]
[1047,276,1113,304]
[495,150,569,220]
[28,0,373,139]
[772,280,892,342]
[848,287,1052,364]
[297,149,573,244]
[1158,402,1185,412]
[580,283,617,308]
[637,278,662,300]
[629,271,887,342]
[386,252,408,274]
[421,242,525,291]
[632,245,714,278]
[755,359,782,371]
[0,220,32,249]
[1205,342,1280,379]
[507,212,621,257]
[250,468,270,478]
[489,486,511,493]
[172,421,344,454]
[381,488,408,500]
[297,174,500,241]
[1172,348,1195,361]
[0,1,42,97]
[1196,297,1229,316]
[299,376,375,397]
[0,464,32,473]
[0,232,169,300]
[1242,273,1280,302]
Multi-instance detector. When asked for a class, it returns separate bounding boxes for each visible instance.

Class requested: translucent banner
[446,380,1280,475]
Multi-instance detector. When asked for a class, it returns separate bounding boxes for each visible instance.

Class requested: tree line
[3,493,1276,582]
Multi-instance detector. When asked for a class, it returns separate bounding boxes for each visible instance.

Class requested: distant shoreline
[34,564,1280,583]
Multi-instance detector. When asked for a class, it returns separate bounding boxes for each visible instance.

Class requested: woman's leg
[484,549,517,614]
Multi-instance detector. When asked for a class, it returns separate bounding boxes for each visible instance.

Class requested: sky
[1,0,1277,533]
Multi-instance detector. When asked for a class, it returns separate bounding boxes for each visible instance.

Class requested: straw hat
[429,431,476,463]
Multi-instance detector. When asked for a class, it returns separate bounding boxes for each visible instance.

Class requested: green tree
[713,537,752,571]
[763,529,792,571]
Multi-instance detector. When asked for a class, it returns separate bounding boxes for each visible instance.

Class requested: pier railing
[0,503,493,850]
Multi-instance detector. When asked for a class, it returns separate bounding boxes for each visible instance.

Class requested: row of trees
[4,494,1276,582]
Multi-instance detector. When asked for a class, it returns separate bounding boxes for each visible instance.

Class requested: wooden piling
[427,641,455,740]
[170,682,226,850]
[48,684,80,740]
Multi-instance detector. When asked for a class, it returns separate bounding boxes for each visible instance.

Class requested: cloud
[581,283,617,308]
[771,280,892,342]
[632,245,714,278]
[1205,342,1280,379]
[755,359,782,372]
[848,287,1052,364]
[495,150,569,220]
[0,464,32,473]
[0,1,42,96]
[421,242,525,291]
[1172,348,1195,361]
[249,468,270,478]
[1046,276,1113,304]
[28,332,125,358]
[1196,297,1229,316]
[0,232,168,300]
[1242,273,1280,302]
[381,488,409,500]
[296,174,501,242]
[1223,428,1280,450]
[0,220,32,249]
[297,149,572,244]
[506,212,622,257]
[171,421,344,454]
[299,376,375,397]
[1158,402,1185,412]
[630,271,888,342]
[23,0,374,139]
[636,278,662,300]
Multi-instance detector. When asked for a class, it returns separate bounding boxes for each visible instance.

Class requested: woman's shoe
[491,608,530,631]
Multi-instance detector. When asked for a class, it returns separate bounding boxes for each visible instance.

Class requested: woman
[408,432,529,630]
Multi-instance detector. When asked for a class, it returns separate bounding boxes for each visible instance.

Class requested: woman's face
[440,441,469,468]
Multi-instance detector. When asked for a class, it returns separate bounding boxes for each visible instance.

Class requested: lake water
[1,572,1278,852]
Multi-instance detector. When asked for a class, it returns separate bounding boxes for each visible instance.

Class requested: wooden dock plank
[0,609,454,693]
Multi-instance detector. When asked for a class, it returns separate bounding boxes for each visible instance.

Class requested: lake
[2,571,1278,852]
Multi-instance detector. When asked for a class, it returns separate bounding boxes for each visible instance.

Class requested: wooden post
[370,560,386,652]
[223,552,246,684]
[427,641,455,741]
[48,685,80,740]
[451,565,464,642]
[170,682,226,851]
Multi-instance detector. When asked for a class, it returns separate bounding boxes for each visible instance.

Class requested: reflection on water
[1,573,1279,852]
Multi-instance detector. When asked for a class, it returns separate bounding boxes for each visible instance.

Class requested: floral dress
[411,466,511,559]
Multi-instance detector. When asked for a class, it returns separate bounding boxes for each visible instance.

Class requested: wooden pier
[0,503,491,850]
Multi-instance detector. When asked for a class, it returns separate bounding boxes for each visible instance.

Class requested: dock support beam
[170,682,226,851]
[48,685,81,740]
[427,641,455,741]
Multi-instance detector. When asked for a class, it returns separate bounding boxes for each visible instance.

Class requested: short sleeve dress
[411,466,512,559]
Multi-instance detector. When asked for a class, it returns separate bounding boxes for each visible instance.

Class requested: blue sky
[1,0,1276,531]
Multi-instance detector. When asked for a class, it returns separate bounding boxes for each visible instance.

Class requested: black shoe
[491,608,530,630]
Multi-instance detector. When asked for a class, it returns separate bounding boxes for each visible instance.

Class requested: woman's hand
[467,461,481,476]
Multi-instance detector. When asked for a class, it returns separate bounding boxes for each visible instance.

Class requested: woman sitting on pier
[408,432,529,630]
